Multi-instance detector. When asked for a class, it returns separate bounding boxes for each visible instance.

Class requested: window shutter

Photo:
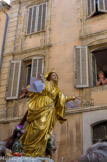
[42,3,47,30]
[32,6,37,33]
[74,46,89,88]
[91,54,97,86]
[27,7,32,34]
[37,4,42,31]
[87,0,96,17]
[98,0,107,12]
[27,3,47,34]
[31,57,44,78]
[6,61,21,100]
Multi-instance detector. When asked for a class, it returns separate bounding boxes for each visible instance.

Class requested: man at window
[97,71,107,86]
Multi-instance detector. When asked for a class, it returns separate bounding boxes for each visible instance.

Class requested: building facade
[0,0,107,161]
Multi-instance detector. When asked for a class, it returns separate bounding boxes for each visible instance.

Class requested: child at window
[97,71,107,86]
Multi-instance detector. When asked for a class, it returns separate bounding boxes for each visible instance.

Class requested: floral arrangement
[46,134,57,155]
[16,125,25,138]
[12,125,25,156]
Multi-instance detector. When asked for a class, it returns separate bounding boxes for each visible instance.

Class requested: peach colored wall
[91,85,107,106]
[24,34,43,49]
[87,17,107,34]
[53,113,83,162]
[0,8,10,58]
[48,0,81,96]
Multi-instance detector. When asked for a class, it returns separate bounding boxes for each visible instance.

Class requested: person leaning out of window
[19,86,29,99]
[97,71,107,86]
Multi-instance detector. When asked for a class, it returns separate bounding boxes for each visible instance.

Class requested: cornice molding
[80,29,107,40]
[3,44,52,57]
[25,0,49,8]
[0,105,107,124]
[66,105,107,115]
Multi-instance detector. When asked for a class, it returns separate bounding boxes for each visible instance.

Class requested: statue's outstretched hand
[75,95,81,100]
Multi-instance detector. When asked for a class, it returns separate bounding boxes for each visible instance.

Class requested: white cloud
[4,0,10,4]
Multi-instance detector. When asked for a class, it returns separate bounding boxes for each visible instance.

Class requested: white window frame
[26,2,48,34]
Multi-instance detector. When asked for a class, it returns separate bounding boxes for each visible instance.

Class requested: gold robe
[20,81,74,157]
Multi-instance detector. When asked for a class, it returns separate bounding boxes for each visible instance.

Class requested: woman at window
[20,71,79,157]
[97,71,107,86]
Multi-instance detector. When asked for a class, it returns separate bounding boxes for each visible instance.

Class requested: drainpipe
[0,1,10,74]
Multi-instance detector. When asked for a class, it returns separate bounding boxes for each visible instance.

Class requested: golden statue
[20,71,76,157]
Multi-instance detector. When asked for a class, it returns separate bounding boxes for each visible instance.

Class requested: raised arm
[66,95,80,102]
[66,96,75,102]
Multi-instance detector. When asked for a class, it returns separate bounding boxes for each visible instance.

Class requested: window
[87,0,107,18]
[6,57,44,100]
[27,2,47,34]
[93,121,107,143]
[74,46,89,88]
[31,57,44,78]
[92,47,107,83]
[74,46,107,88]
[6,61,21,100]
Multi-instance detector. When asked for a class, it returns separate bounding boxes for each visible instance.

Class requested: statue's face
[50,72,58,82]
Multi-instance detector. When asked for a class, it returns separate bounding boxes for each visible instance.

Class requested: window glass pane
[93,121,107,143]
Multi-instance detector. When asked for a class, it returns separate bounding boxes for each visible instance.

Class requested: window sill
[86,12,107,21]
[25,30,46,36]
[84,84,107,92]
